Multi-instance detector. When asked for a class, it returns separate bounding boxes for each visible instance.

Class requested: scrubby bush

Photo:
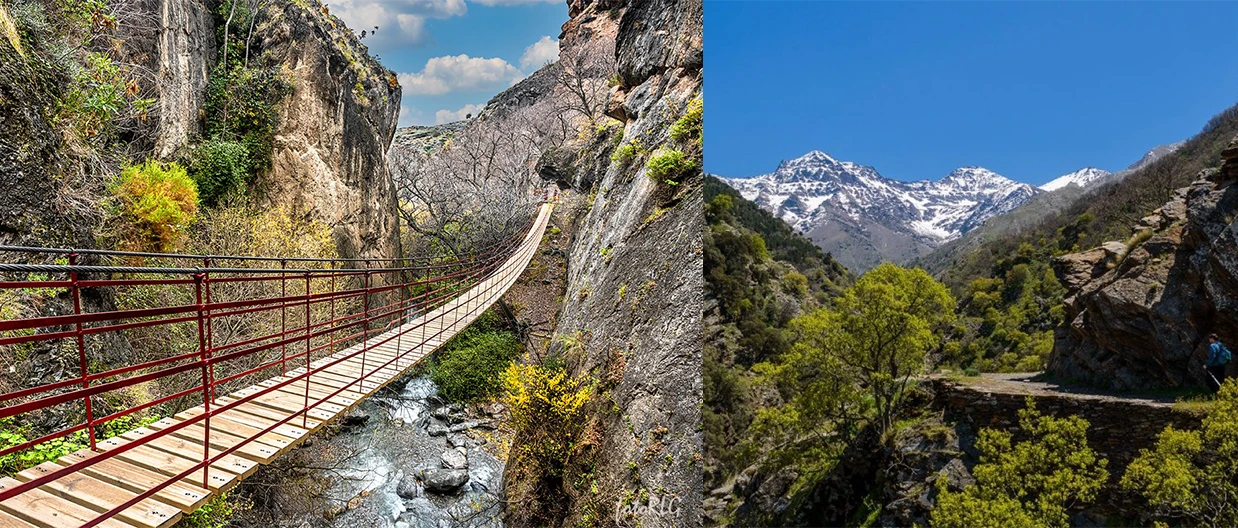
[111,160,199,251]
[188,138,250,206]
[1122,379,1238,525]
[670,96,702,144]
[181,493,238,528]
[610,139,644,164]
[646,148,697,184]
[932,399,1108,528]
[430,329,523,403]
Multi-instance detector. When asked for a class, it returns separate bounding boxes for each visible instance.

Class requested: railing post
[329,262,336,353]
[193,273,211,490]
[395,267,403,371]
[68,253,97,452]
[420,263,426,359]
[202,259,215,403]
[280,259,287,376]
[361,264,370,391]
[303,271,311,429]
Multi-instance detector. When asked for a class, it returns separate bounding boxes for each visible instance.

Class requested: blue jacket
[1208,342,1232,367]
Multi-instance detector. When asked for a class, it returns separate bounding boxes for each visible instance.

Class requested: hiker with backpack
[1206,333,1232,392]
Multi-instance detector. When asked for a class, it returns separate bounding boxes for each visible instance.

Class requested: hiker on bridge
[1206,333,1232,392]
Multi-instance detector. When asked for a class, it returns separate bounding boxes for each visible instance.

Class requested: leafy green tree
[793,263,955,434]
[1122,380,1238,526]
[748,264,955,473]
[932,399,1109,528]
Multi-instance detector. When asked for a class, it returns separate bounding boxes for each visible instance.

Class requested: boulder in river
[341,409,370,428]
[448,421,479,433]
[482,402,506,417]
[419,468,469,493]
[447,433,469,448]
[396,475,422,499]
[427,423,449,436]
[431,406,451,421]
[440,448,468,469]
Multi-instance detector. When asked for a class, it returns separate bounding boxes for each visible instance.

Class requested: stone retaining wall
[930,378,1201,466]
[929,377,1205,517]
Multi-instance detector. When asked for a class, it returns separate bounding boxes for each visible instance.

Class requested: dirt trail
[931,372,1189,407]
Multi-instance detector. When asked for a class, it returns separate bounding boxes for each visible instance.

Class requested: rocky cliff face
[0,32,78,248]
[1049,137,1238,389]
[505,0,703,524]
[115,0,216,158]
[251,1,403,261]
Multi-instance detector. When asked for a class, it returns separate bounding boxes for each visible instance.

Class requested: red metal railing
[0,201,550,527]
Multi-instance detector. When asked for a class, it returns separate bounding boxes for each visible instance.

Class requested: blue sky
[333,0,567,127]
[706,1,1238,185]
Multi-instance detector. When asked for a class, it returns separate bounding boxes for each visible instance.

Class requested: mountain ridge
[721,151,1040,271]
[723,142,1183,273]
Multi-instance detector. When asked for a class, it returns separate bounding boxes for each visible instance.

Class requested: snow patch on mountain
[1039,167,1113,192]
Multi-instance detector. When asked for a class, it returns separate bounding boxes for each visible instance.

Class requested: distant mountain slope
[703,175,852,508]
[919,142,1183,288]
[705,175,850,280]
[921,103,1237,293]
[720,151,1040,271]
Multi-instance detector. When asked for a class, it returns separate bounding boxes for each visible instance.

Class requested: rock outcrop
[115,0,216,158]
[251,1,403,261]
[1049,137,1238,389]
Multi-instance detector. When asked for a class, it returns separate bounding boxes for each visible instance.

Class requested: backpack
[1223,343,1233,365]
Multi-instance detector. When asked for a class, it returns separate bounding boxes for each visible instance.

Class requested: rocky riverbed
[321,374,511,528]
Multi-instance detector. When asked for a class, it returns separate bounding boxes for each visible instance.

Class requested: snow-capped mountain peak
[938,166,1021,193]
[1039,167,1113,192]
[721,151,1041,271]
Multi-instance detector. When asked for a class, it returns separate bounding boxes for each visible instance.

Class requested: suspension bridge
[0,201,553,527]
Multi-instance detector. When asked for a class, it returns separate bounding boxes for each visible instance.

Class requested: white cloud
[398,54,525,96]
[470,0,558,5]
[519,36,559,70]
[435,103,485,124]
[331,0,466,47]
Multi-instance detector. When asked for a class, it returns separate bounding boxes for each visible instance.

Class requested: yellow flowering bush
[502,363,594,472]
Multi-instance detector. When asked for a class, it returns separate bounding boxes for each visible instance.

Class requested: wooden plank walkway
[0,204,553,528]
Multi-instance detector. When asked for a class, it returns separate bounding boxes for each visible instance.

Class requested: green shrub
[189,138,250,206]
[610,138,644,164]
[430,314,523,402]
[204,11,292,180]
[0,415,158,475]
[181,493,236,528]
[670,96,702,144]
[932,399,1108,527]
[204,65,290,173]
[112,160,199,251]
[646,148,697,184]
[1122,380,1238,524]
